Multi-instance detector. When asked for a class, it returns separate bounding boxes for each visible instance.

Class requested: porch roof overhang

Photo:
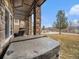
[12,0,46,19]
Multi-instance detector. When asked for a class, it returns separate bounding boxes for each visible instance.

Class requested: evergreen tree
[55,10,68,34]
[42,25,45,30]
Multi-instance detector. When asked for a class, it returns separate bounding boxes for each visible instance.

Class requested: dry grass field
[47,34,79,59]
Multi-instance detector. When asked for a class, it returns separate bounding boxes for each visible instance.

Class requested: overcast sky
[41,0,79,27]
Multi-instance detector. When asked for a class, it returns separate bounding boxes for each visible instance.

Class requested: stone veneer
[34,6,41,35]
[0,0,14,55]
[0,4,5,55]
[29,16,32,35]
[0,4,5,45]
[25,17,29,35]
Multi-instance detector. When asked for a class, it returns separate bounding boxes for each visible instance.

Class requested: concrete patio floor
[3,35,60,59]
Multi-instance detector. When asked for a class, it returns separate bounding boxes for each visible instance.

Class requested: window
[5,9,9,38]
[10,15,13,35]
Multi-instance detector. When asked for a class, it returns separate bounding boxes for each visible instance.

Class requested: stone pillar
[25,17,29,35]
[29,15,32,35]
[33,6,41,35]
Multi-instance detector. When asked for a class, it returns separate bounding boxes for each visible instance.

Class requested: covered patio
[3,35,60,59]
[13,0,45,35]
[0,0,46,56]
[0,0,60,59]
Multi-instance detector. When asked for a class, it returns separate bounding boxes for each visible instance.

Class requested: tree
[55,10,68,34]
[42,25,45,30]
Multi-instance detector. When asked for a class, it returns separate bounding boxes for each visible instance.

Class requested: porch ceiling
[12,0,46,19]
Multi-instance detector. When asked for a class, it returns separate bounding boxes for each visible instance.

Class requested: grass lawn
[47,34,79,59]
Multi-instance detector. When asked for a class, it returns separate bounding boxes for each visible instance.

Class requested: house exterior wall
[14,19,19,33]
[0,5,5,45]
[0,0,46,55]
[0,0,14,54]
[14,18,32,35]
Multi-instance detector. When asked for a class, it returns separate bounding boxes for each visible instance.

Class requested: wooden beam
[37,0,46,6]
[15,9,26,13]
[24,3,31,6]
[25,0,35,17]
[26,0,42,16]
[13,0,23,8]
[14,15,24,19]
[14,12,25,16]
